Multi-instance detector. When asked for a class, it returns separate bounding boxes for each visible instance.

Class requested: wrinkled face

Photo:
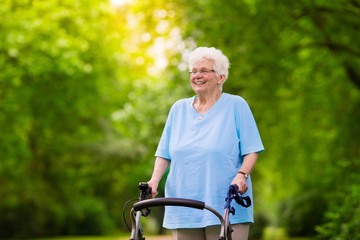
[190,59,225,95]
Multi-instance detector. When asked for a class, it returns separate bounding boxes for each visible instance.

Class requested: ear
[218,75,226,85]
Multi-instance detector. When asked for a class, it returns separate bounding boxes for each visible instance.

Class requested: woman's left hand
[231,174,248,195]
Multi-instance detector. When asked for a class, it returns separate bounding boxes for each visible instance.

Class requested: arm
[147,157,170,198]
[231,152,259,194]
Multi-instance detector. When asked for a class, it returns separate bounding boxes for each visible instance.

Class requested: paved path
[119,235,172,240]
[143,236,172,240]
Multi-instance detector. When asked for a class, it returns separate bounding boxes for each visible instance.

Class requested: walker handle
[133,198,205,211]
[231,185,252,208]
[235,195,252,208]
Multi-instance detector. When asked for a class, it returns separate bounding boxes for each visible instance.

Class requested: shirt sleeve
[155,104,174,160]
[235,98,264,156]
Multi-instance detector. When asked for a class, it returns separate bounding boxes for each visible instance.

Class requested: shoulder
[223,93,248,106]
[222,93,253,118]
[172,96,194,108]
[168,97,194,114]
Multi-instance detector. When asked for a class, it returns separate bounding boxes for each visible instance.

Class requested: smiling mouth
[195,81,205,85]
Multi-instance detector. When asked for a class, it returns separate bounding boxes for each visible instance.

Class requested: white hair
[188,47,230,81]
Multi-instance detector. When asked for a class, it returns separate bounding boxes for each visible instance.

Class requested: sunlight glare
[110,0,132,6]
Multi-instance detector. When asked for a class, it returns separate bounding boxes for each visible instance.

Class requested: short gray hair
[188,47,230,81]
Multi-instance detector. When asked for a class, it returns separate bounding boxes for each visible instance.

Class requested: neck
[196,91,222,104]
[193,91,223,115]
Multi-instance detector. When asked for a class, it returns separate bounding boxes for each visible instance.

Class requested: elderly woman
[147,47,264,240]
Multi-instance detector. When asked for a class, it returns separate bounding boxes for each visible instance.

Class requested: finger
[151,189,158,198]
[240,186,248,195]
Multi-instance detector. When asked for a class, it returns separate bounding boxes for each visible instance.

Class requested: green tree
[0,0,132,237]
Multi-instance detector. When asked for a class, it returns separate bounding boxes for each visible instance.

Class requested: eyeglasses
[189,69,216,76]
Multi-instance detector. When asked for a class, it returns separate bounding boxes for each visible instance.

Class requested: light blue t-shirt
[155,93,264,229]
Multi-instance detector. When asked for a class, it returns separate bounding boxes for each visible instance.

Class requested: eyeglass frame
[189,69,216,76]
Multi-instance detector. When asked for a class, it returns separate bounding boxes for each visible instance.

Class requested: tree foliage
[0,0,130,237]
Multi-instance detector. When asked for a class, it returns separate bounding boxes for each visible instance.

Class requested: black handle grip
[138,182,152,201]
[133,198,205,212]
[138,182,150,191]
[229,185,252,208]
[235,196,252,208]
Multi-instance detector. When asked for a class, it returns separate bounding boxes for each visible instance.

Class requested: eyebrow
[191,67,211,71]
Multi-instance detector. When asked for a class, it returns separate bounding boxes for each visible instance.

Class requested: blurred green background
[1,0,359,239]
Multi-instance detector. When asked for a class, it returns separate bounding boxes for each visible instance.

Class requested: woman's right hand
[147,180,159,198]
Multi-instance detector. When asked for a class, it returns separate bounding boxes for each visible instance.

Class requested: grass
[28,235,128,240]
[261,227,315,240]
[28,227,315,240]
[28,233,172,240]
[29,234,314,240]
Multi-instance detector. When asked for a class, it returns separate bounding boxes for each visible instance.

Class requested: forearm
[232,152,259,194]
[238,152,258,175]
[150,157,170,183]
[148,157,170,197]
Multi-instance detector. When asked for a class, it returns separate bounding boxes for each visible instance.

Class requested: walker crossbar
[131,198,226,239]
[133,197,205,211]
[129,185,250,240]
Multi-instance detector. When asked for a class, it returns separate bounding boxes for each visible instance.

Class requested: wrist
[237,171,248,179]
